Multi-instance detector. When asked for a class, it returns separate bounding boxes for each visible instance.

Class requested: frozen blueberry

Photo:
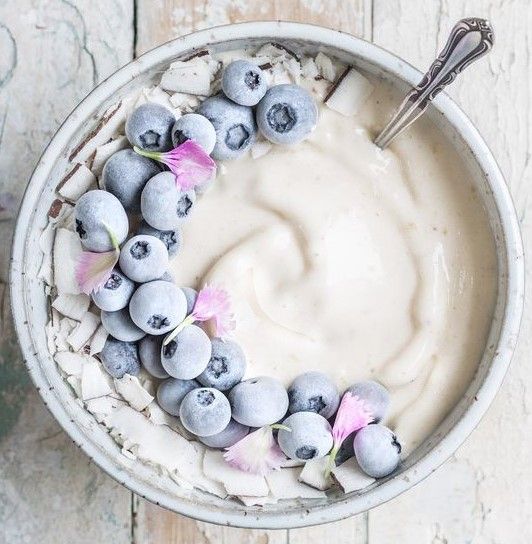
[179,387,232,437]
[221,60,267,107]
[353,424,401,478]
[141,171,196,231]
[137,221,182,258]
[138,335,169,379]
[100,336,140,378]
[171,113,217,154]
[288,371,340,419]
[199,418,249,449]
[129,280,187,335]
[181,287,198,314]
[197,94,256,160]
[102,149,160,212]
[161,325,212,380]
[125,103,175,152]
[91,268,135,312]
[159,271,174,283]
[197,338,246,391]
[119,234,169,283]
[346,381,390,423]
[74,190,129,252]
[256,84,318,145]
[228,376,288,427]
[101,308,146,342]
[156,377,200,416]
[277,412,333,461]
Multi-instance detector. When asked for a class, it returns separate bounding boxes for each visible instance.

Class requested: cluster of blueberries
[71,58,399,478]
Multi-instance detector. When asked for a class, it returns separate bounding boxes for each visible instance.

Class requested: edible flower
[75,223,120,294]
[134,140,216,191]
[163,284,235,345]
[324,391,373,477]
[224,424,289,476]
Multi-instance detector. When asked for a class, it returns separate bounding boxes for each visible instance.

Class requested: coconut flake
[266,467,327,500]
[315,52,336,82]
[67,311,100,352]
[331,456,375,493]
[325,68,374,117]
[299,457,334,491]
[91,136,129,177]
[238,495,278,506]
[55,351,85,376]
[53,228,84,294]
[161,61,212,95]
[66,375,82,397]
[85,396,124,421]
[203,449,269,497]
[89,325,108,355]
[58,164,97,201]
[114,374,154,411]
[81,359,113,400]
[52,293,90,321]
[301,57,320,80]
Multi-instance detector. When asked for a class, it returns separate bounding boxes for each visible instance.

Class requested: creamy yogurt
[170,81,497,453]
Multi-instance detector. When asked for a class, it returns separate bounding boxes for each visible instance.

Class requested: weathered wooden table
[1,1,530,542]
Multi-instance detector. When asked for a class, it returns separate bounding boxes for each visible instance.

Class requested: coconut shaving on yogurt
[40,43,497,505]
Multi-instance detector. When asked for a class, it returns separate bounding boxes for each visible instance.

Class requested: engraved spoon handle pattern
[374,18,494,149]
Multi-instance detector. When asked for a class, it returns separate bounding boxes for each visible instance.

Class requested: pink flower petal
[191,284,235,338]
[224,426,286,476]
[332,391,374,448]
[75,248,119,295]
[134,140,216,191]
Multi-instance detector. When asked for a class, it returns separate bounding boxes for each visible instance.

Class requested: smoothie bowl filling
[39,43,497,505]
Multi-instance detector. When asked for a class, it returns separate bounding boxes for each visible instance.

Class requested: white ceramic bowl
[10,22,524,529]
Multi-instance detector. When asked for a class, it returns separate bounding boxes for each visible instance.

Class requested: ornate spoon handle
[374,17,494,149]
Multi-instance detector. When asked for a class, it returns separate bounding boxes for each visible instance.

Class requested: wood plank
[0,1,134,541]
[370,1,532,542]
[134,0,371,541]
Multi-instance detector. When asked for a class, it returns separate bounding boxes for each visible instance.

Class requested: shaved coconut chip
[114,374,154,411]
[315,52,336,82]
[182,443,227,497]
[55,351,85,376]
[46,321,57,354]
[52,292,90,321]
[53,228,84,294]
[256,44,288,63]
[85,396,124,421]
[251,140,272,160]
[58,164,96,201]
[54,318,77,352]
[331,456,375,493]
[38,224,55,285]
[66,375,82,397]
[67,312,100,352]
[169,471,194,490]
[142,86,174,110]
[238,495,278,507]
[91,136,129,177]
[121,447,137,460]
[325,68,374,117]
[145,401,174,426]
[266,468,327,500]
[285,57,302,84]
[89,325,108,355]
[169,92,189,108]
[203,449,269,497]
[81,359,113,400]
[299,457,334,491]
[301,57,319,80]
[161,61,211,95]
[271,63,292,85]
[281,458,305,468]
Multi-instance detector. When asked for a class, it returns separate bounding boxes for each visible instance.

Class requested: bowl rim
[9,21,525,529]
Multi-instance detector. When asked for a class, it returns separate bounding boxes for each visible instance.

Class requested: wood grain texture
[0,2,134,543]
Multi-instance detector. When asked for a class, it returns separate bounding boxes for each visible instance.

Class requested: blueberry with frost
[199,418,249,449]
[228,376,288,427]
[277,412,333,461]
[179,387,231,437]
[198,338,246,391]
[138,335,169,379]
[288,371,340,419]
[74,190,128,252]
[346,380,390,423]
[221,60,267,106]
[256,84,318,145]
[129,280,187,335]
[100,337,140,378]
[125,103,175,152]
[137,221,182,258]
[160,325,211,380]
[171,113,217,154]
[119,234,169,283]
[91,268,135,312]
[157,377,200,416]
[353,424,401,478]
[198,94,256,160]
[102,149,160,212]
[181,287,198,314]
[101,308,146,342]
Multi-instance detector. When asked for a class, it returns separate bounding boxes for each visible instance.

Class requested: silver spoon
[374,17,494,149]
